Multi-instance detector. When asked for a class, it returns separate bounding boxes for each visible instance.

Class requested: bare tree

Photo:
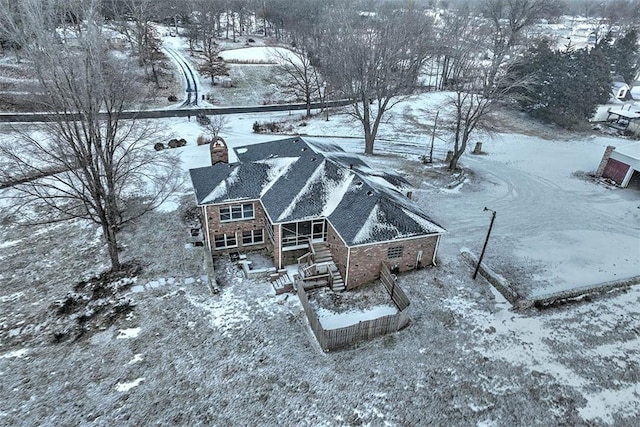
[315,7,433,155]
[269,47,321,117]
[108,0,172,88]
[480,0,555,93]
[437,1,548,170]
[0,0,30,61]
[205,115,227,140]
[443,11,534,170]
[0,0,181,272]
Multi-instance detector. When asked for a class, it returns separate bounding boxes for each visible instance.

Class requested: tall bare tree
[480,0,555,93]
[108,0,174,88]
[270,47,321,117]
[315,7,433,155]
[0,0,181,272]
[441,1,547,170]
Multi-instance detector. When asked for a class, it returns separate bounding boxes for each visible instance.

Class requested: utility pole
[428,110,439,163]
[473,207,496,280]
[323,82,329,121]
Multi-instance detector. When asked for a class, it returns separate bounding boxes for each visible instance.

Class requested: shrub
[196,114,211,125]
[197,134,209,145]
[266,121,281,132]
[252,120,292,134]
[167,138,187,148]
[154,143,165,151]
[168,95,178,102]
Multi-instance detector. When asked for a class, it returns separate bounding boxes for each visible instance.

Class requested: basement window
[214,233,237,250]
[387,246,404,259]
[242,229,264,246]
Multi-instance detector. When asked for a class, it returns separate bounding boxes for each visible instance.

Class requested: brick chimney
[210,136,228,165]
[595,145,615,177]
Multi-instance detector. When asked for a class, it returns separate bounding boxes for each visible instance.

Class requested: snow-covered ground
[219,46,298,64]
[1,38,639,426]
[161,88,639,299]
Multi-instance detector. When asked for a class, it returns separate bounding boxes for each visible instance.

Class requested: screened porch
[281,219,327,251]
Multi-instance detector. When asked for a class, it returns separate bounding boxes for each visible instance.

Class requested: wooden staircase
[295,242,345,292]
[312,243,333,264]
[270,270,293,295]
[329,263,345,291]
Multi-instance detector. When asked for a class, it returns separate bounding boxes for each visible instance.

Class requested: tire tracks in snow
[163,47,199,107]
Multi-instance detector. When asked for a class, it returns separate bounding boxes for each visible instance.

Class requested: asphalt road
[0,100,352,123]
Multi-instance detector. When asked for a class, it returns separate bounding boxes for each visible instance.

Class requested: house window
[387,246,404,259]
[219,203,254,222]
[242,229,264,246]
[214,233,237,250]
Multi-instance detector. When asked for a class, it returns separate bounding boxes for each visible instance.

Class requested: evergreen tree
[610,29,639,85]
[513,41,611,129]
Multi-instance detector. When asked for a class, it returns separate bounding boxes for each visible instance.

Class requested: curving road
[163,47,199,107]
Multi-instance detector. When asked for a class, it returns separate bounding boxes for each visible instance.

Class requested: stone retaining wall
[460,250,640,310]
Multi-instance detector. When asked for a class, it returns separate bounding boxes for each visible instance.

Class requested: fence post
[391,279,396,301]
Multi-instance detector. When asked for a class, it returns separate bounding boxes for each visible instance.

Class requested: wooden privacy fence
[296,266,410,351]
[380,263,410,310]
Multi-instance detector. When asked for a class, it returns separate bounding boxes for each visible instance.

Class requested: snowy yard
[308,282,398,330]
[1,44,639,426]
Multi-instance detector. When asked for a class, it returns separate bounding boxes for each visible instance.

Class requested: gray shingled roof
[189,137,445,246]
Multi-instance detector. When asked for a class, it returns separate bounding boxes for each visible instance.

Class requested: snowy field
[1,44,639,426]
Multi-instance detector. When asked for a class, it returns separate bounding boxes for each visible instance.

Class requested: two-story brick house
[189,137,445,290]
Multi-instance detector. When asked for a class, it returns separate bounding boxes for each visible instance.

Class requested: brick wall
[204,200,272,254]
[345,235,439,290]
[210,138,229,165]
[595,145,616,177]
[282,248,307,267]
[326,222,349,280]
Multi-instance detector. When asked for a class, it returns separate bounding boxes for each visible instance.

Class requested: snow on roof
[402,208,447,235]
[201,166,239,204]
[277,159,328,222]
[609,109,640,120]
[362,173,406,192]
[615,141,640,159]
[321,170,355,217]
[219,46,297,64]
[352,204,399,245]
[189,137,445,245]
[256,157,298,197]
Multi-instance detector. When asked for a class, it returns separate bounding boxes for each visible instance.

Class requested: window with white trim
[242,229,264,246]
[387,246,404,259]
[214,233,237,249]
[219,203,254,222]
